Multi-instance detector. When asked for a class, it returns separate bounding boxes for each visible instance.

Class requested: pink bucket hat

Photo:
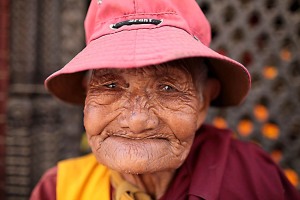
[45,0,251,107]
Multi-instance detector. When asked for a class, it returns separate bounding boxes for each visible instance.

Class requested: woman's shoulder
[195,124,300,199]
[30,153,111,200]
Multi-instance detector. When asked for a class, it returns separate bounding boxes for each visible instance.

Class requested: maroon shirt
[31,124,300,200]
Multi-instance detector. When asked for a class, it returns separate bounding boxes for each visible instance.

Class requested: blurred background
[0,0,299,199]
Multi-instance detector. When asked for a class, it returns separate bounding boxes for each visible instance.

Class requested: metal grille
[7,0,86,199]
[199,0,300,189]
[6,0,300,199]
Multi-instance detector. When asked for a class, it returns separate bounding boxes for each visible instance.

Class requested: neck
[121,170,175,199]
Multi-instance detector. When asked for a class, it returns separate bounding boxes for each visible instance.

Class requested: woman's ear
[196,78,221,128]
[204,78,221,102]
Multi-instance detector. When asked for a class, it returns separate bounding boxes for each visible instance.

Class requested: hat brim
[45,26,251,107]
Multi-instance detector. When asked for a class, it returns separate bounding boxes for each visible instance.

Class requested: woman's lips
[111,134,166,140]
[103,135,169,146]
[101,130,168,141]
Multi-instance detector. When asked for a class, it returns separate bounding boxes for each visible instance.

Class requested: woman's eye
[104,83,117,88]
[161,84,176,92]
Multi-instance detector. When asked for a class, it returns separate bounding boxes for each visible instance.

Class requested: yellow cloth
[110,170,153,200]
[57,153,110,200]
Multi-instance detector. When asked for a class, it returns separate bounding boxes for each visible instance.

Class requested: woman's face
[84,63,208,174]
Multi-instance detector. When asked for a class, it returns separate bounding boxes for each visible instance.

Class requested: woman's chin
[92,136,187,174]
[94,154,156,174]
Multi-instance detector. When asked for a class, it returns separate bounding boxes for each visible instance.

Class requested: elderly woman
[31,0,300,199]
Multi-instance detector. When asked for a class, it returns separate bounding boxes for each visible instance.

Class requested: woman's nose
[126,110,158,134]
[119,97,159,134]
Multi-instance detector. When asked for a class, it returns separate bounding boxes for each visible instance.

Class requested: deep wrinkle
[83,60,213,199]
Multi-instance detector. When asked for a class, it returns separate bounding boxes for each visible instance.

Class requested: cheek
[84,103,122,137]
[169,112,199,137]
[155,104,200,160]
[155,99,202,141]
[84,104,119,157]
[84,105,107,137]
[84,90,129,136]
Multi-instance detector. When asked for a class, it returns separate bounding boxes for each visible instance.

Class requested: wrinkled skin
[84,62,219,198]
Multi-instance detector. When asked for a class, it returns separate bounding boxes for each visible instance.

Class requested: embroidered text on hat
[110,19,163,29]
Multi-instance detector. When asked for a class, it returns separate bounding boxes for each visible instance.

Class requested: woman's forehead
[92,63,192,78]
